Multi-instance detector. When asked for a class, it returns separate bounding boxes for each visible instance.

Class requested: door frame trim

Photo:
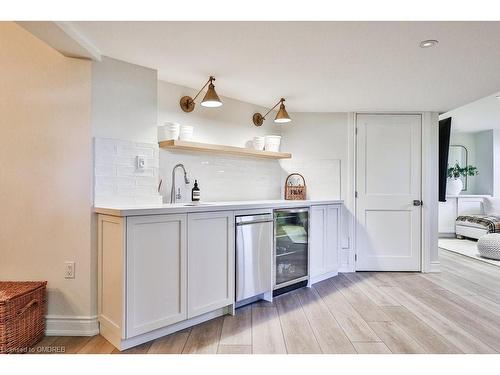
[350,112,439,273]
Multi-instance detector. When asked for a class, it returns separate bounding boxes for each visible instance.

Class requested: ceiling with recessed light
[69,21,500,112]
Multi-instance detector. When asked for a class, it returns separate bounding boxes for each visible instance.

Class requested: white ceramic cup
[252,136,265,150]
[157,126,168,141]
[179,125,194,141]
[265,135,282,152]
[162,122,180,140]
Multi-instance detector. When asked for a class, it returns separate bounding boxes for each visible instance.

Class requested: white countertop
[94,199,343,217]
[445,195,491,198]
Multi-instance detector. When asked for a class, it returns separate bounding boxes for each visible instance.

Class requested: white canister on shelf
[252,136,265,150]
[179,125,194,141]
[158,122,180,141]
[264,135,282,152]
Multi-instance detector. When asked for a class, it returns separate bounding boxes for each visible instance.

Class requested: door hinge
[355,127,358,135]
[354,254,357,262]
[355,191,358,198]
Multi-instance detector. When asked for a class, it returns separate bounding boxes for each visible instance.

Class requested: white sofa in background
[439,195,490,237]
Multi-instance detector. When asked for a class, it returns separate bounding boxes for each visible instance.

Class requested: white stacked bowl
[158,122,180,141]
[252,136,265,150]
[265,135,282,152]
[179,125,194,141]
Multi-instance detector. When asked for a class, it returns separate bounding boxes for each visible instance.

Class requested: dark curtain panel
[439,117,452,202]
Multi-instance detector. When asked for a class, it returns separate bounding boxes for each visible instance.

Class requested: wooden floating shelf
[158,139,292,159]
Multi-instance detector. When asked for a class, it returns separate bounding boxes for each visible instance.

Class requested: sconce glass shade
[201,82,223,108]
[274,102,291,123]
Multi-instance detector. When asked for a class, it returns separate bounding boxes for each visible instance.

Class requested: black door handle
[413,200,423,206]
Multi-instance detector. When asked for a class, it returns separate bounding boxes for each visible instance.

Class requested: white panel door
[187,211,234,318]
[356,114,422,271]
[126,214,187,338]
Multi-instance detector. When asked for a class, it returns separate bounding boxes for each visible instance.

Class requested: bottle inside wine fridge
[274,208,309,292]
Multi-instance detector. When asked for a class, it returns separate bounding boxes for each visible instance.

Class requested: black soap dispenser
[191,180,200,202]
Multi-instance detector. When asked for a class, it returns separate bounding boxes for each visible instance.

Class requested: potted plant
[446,163,478,195]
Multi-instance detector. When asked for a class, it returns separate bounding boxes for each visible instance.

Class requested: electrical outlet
[64,261,75,279]
[136,155,146,170]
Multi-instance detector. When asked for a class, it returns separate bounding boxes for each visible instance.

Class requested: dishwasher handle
[236,218,274,226]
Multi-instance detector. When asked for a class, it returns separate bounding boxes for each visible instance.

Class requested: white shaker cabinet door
[126,214,187,338]
[187,211,235,319]
[325,205,340,274]
[310,205,328,278]
[310,205,340,281]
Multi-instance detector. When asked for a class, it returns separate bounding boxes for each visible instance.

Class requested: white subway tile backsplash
[159,150,282,203]
[135,176,159,187]
[279,158,341,200]
[95,139,340,206]
[117,165,156,178]
[94,137,162,206]
[117,144,156,158]
[95,164,116,177]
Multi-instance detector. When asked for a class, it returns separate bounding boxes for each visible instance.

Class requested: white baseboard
[110,307,230,351]
[338,265,355,273]
[426,261,441,273]
[439,233,456,238]
[309,270,339,285]
[45,315,99,336]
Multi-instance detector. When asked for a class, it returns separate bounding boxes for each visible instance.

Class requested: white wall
[279,112,352,269]
[441,92,500,197]
[449,132,477,193]
[157,80,284,202]
[91,56,158,143]
[494,131,500,197]
[440,93,500,133]
[90,57,161,330]
[0,23,95,334]
[474,130,495,195]
[156,81,353,207]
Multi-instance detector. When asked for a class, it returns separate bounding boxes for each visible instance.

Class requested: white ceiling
[441,93,500,132]
[70,21,500,113]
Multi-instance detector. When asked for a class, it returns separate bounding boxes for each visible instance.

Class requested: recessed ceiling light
[419,40,439,48]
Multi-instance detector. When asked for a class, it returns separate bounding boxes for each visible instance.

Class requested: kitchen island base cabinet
[309,204,340,285]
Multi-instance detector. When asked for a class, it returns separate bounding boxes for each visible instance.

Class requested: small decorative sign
[285,173,307,200]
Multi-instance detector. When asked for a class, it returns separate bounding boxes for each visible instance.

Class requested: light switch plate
[136,155,146,170]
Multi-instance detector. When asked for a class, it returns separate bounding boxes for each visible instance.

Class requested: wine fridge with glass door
[274,208,309,293]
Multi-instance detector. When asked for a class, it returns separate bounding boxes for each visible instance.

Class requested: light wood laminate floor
[36,250,500,354]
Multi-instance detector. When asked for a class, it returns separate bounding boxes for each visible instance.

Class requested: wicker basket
[285,173,307,200]
[0,281,47,353]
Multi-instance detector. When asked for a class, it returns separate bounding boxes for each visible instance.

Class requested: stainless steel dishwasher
[235,213,274,302]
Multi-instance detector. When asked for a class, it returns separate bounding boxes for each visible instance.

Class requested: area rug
[438,238,500,267]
